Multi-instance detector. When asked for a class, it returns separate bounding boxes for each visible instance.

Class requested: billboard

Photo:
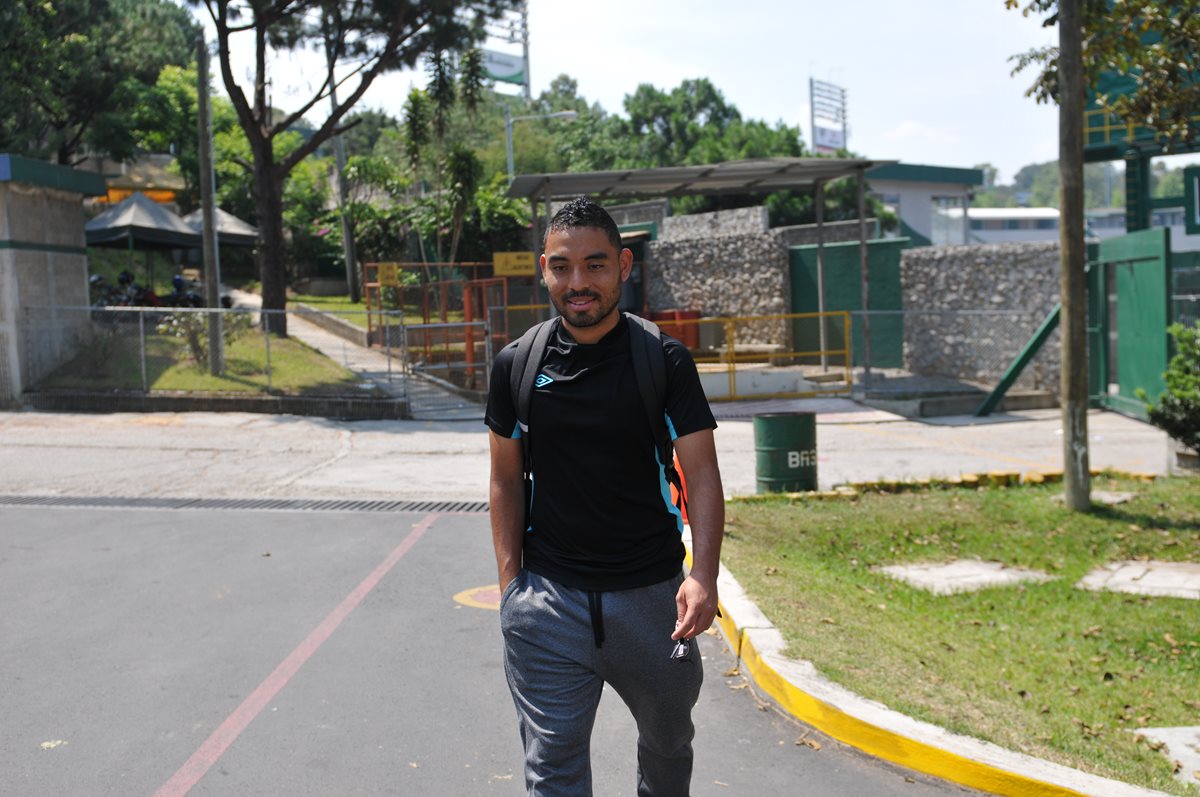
[810,79,847,155]
[813,125,845,152]
[482,49,526,86]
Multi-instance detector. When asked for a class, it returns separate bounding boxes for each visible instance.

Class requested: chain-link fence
[20,302,1067,411]
[22,305,386,395]
[402,320,490,417]
[20,305,490,419]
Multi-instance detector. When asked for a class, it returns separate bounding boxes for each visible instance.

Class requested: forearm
[490,477,525,589]
[683,463,724,585]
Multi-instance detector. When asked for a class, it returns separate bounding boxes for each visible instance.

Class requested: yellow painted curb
[712,608,1093,797]
[726,468,1158,503]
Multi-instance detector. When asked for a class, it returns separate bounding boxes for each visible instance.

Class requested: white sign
[813,125,845,152]
[786,450,817,469]
[482,49,526,85]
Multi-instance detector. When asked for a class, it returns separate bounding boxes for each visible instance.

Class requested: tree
[124,64,242,212]
[341,109,400,158]
[0,0,197,164]
[1151,161,1200,199]
[1009,0,1200,150]
[1008,0,1200,510]
[195,0,510,334]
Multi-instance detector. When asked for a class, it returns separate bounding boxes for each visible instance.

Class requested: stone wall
[646,229,789,346]
[900,242,1061,390]
[639,206,890,350]
[659,205,768,241]
[774,218,876,247]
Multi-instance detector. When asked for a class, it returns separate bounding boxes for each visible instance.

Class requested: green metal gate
[1088,228,1172,420]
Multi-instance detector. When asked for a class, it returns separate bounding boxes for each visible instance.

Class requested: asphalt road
[1,505,979,797]
[0,404,1169,795]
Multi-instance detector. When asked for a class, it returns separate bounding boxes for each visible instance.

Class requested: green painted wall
[789,238,908,368]
[0,153,107,196]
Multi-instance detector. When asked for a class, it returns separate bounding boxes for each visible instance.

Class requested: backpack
[507,312,684,530]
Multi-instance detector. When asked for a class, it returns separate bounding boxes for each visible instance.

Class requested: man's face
[540,226,632,339]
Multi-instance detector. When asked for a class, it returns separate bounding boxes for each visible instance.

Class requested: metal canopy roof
[506,157,895,201]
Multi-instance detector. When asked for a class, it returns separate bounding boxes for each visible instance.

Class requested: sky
[200,1,1081,185]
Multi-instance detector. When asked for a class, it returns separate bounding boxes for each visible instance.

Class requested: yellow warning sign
[377,263,400,286]
[493,251,536,277]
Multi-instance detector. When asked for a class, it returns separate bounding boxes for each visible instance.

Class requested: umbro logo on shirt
[534,373,554,388]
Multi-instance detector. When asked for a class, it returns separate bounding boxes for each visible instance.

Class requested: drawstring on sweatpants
[587,590,605,648]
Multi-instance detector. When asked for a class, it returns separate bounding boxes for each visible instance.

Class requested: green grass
[37,321,383,396]
[722,477,1200,795]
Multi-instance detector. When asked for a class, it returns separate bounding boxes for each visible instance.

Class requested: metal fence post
[725,319,737,401]
[484,321,494,387]
[401,322,410,407]
[138,310,148,393]
[386,311,394,385]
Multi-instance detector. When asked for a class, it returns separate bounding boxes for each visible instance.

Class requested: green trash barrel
[754,412,817,493]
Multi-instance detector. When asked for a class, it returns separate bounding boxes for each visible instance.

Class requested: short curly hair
[543,197,622,251]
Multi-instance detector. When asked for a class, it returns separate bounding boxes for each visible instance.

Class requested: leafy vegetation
[0,0,197,165]
[973,159,1198,209]
[1007,0,1200,151]
[722,477,1200,794]
[198,0,512,331]
[1141,322,1200,453]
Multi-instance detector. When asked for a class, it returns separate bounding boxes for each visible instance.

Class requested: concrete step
[862,389,1058,418]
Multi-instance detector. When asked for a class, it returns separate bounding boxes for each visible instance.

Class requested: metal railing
[23,302,1071,411]
[654,311,853,402]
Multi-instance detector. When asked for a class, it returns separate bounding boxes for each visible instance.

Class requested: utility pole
[326,25,359,303]
[520,1,531,102]
[196,32,224,375]
[1059,0,1091,510]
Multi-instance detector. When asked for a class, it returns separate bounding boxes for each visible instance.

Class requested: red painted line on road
[154,513,440,797]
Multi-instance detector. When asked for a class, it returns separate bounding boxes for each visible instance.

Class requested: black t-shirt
[485,319,717,591]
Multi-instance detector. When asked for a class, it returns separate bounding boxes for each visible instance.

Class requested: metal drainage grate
[0,495,489,514]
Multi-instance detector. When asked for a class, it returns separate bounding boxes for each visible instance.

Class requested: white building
[866,163,983,247]
[952,207,1061,244]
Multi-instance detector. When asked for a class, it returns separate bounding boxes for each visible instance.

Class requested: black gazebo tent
[85,191,200,250]
[182,207,259,247]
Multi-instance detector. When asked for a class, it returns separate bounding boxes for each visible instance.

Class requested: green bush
[156,311,253,368]
[1141,321,1200,452]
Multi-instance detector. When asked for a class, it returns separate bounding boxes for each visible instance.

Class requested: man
[486,196,724,797]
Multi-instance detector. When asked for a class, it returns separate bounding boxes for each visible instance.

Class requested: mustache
[565,291,600,301]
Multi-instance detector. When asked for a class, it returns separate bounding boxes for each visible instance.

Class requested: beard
[552,286,622,329]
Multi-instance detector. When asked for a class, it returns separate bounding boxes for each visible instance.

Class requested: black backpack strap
[624,313,685,514]
[508,317,560,531]
[510,318,559,441]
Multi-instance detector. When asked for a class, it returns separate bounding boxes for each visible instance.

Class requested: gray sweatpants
[500,570,704,797]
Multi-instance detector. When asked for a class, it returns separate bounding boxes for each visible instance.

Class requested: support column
[815,179,828,370]
[857,167,872,382]
[1124,149,1152,232]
